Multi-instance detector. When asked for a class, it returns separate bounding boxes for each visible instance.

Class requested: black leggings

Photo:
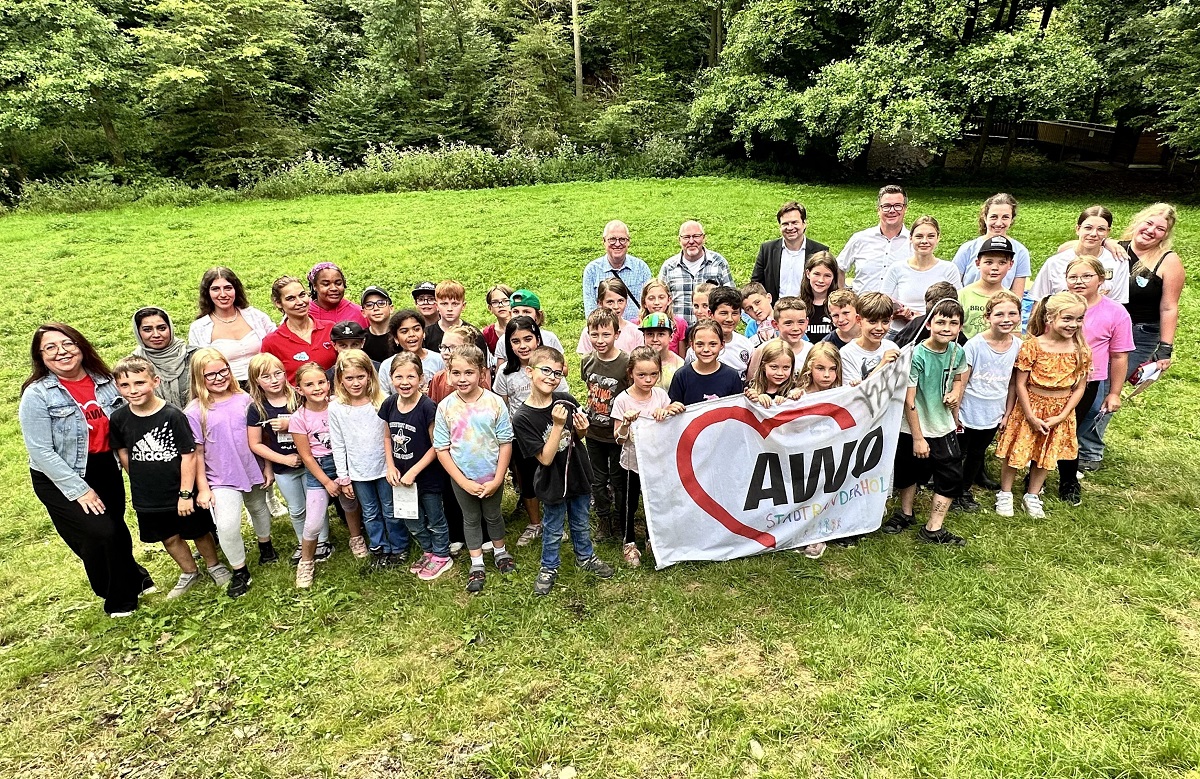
[30,453,152,615]
[1058,381,1101,491]
[957,425,998,494]
[620,468,642,544]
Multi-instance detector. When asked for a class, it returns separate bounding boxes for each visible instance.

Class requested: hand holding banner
[635,347,913,568]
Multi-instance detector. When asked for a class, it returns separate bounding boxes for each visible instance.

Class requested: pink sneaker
[418,555,454,581]
[409,552,432,575]
[348,535,369,559]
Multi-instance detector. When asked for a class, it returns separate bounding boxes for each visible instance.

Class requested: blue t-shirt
[667,362,744,405]
[378,394,442,492]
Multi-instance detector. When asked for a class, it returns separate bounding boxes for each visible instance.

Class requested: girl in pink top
[307,262,368,328]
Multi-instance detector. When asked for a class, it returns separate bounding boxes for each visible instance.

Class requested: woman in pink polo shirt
[306,262,368,328]
[262,276,338,383]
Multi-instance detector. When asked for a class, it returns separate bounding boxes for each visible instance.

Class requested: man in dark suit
[750,201,830,301]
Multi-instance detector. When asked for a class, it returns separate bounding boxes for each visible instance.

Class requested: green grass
[2,177,1200,777]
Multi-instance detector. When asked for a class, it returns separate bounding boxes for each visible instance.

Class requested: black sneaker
[533,567,558,596]
[918,526,966,546]
[495,554,517,574]
[363,551,388,573]
[227,567,252,598]
[290,546,302,566]
[258,540,279,564]
[881,512,914,534]
[314,541,333,562]
[1059,482,1083,507]
[830,534,860,548]
[466,568,486,594]
[952,495,981,513]
[388,551,408,568]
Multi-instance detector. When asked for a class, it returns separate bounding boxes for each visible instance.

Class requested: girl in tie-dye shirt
[433,344,515,593]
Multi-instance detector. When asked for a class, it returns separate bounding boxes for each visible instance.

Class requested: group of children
[108,217,1131,600]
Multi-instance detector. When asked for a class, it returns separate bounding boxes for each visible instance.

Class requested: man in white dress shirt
[837,185,912,293]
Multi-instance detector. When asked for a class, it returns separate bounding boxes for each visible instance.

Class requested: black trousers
[621,468,642,544]
[957,425,998,494]
[30,453,152,615]
[1057,381,1101,492]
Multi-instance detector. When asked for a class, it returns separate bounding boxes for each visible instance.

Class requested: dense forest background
[3,0,1198,193]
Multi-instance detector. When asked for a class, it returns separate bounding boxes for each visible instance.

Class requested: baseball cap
[639,312,674,331]
[411,281,436,299]
[330,320,367,341]
[510,289,542,310]
[978,235,1015,257]
[360,285,391,305]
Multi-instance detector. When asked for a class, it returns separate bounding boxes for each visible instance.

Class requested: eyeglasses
[488,299,511,307]
[438,344,457,353]
[679,234,705,242]
[363,300,390,310]
[414,296,436,305]
[605,237,630,246]
[204,367,232,382]
[532,365,566,381]
[878,203,906,213]
[41,340,78,357]
[1066,274,1098,283]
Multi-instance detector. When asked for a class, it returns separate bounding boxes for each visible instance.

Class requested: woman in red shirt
[17,324,154,617]
[262,276,338,383]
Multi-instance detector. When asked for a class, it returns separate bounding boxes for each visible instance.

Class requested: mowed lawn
[1,178,1199,778]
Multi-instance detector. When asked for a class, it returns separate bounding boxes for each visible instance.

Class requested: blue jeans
[540,494,595,570]
[1077,378,1109,462]
[275,470,328,545]
[405,490,450,557]
[356,478,408,554]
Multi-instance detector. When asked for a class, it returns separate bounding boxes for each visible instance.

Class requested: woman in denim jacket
[18,323,153,617]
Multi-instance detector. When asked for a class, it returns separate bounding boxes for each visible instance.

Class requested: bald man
[582,220,651,321]
[658,220,734,324]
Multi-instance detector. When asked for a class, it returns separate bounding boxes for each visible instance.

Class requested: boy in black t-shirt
[512,347,615,596]
[109,356,228,599]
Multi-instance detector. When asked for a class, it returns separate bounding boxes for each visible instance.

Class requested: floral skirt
[995,392,1077,469]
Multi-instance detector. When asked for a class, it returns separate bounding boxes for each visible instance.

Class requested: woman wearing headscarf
[133,306,194,408]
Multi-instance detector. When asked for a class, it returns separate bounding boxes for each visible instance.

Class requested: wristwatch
[178,490,194,499]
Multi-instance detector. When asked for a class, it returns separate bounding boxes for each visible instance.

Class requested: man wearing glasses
[658,220,734,324]
[750,202,830,302]
[836,185,912,293]
[583,220,651,321]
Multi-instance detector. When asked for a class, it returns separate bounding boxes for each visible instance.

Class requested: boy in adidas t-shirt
[109,355,226,600]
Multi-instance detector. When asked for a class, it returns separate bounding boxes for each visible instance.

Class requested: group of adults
[19,185,1184,616]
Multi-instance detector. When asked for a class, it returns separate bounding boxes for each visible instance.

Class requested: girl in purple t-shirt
[186,348,275,598]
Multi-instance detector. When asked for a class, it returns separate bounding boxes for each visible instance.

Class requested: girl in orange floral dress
[994,292,1092,519]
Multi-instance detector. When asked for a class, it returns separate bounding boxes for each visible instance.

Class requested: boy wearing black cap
[958,236,1015,339]
[361,286,395,363]
[325,321,377,382]
[412,282,439,329]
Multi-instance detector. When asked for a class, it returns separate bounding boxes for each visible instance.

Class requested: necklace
[213,310,240,324]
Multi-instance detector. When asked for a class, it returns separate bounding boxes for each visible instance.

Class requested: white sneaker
[995,491,1014,517]
[267,490,288,517]
[295,559,315,589]
[448,542,465,556]
[481,541,494,552]
[1022,493,1045,519]
[167,572,201,599]
[207,562,233,587]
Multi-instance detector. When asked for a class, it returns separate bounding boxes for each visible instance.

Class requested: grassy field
[1,177,1199,778]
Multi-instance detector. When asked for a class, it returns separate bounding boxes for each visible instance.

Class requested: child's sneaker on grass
[622,542,642,568]
[227,567,252,598]
[348,535,369,559]
[578,555,614,578]
[1023,493,1045,518]
[517,524,542,546]
[495,553,517,574]
[466,568,486,593]
[918,526,966,546]
[448,542,464,556]
[295,560,315,589]
[258,540,279,564]
[315,541,334,562]
[995,491,1014,517]
[882,511,914,534]
[802,542,826,559]
[267,491,288,517]
[419,555,453,581]
[167,572,201,599]
[952,494,981,513]
[533,567,558,596]
[290,546,303,565]
[410,552,432,574]
[207,563,233,587]
[1059,482,1082,507]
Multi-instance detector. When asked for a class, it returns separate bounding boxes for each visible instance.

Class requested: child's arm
[1013,369,1048,435]
[537,404,570,466]
[1000,370,1018,431]
[115,447,131,472]
[436,449,480,495]
[248,425,301,469]
[179,451,198,516]
[327,407,355,500]
[193,444,213,509]
[904,386,929,458]
[1050,377,1089,424]
[294,430,339,497]
[865,349,901,379]
[385,425,402,486]
[398,423,438,487]
[1102,353,1128,413]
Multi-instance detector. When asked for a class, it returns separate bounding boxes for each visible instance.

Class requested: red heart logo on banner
[676,402,857,548]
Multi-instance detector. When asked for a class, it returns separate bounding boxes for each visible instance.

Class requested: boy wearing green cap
[640,313,684,390]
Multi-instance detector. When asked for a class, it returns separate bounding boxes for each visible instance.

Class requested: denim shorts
[304,454,338,490]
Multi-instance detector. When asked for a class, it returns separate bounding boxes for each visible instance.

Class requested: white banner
[636,347,913,568]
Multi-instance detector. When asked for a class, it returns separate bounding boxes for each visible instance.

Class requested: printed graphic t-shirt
[581,351,631,444]
[513,392,594,503]
[109,403,196,511]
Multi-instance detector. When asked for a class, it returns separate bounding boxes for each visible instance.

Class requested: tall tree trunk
[962,0,980,43]
[1005,0,1020,31]
[971,100,996,171]
[571,0,583,99]
[990,0,1007,30]
[90,86,126,168]
[415,0,426,69]
[1040,0,1054,31]
[708,2,723,66]
[1001,108,1021,171]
